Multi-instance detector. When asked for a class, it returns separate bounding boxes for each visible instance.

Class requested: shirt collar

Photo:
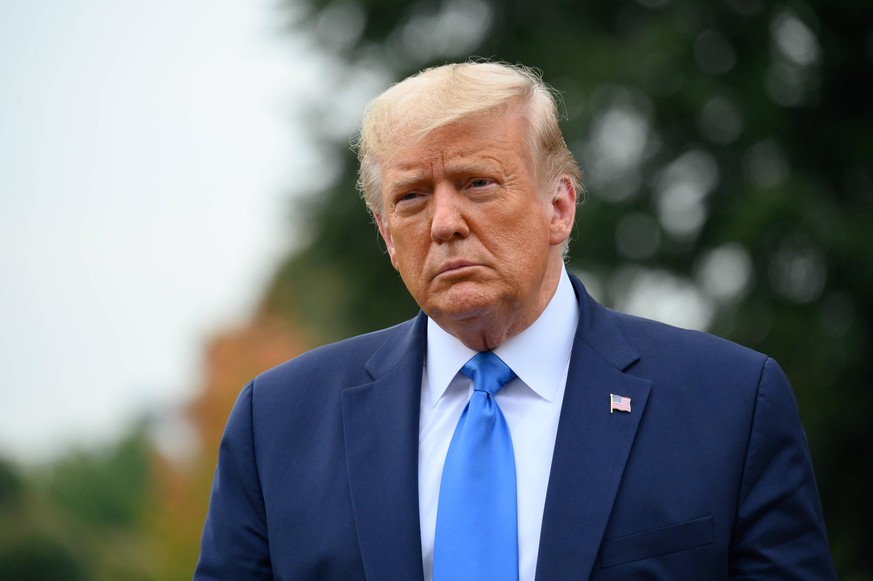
[424,266,579,407]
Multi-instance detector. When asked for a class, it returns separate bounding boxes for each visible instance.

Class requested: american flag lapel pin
[610,393,632,414]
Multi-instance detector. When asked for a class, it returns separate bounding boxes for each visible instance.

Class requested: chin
[425,285,499,323]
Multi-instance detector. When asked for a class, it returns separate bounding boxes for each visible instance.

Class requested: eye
[468,178,494,189]
[398,192,422,202]
[392,191,427,210]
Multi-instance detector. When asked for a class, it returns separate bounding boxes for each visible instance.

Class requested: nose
[430,185,470,242]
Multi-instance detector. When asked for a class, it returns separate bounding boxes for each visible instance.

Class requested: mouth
[436,260,478,278]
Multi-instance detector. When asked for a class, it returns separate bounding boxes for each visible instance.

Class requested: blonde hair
[354,61,582,215]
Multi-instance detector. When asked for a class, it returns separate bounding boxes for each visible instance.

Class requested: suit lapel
[536,277,652,580]
[342,314,427,581]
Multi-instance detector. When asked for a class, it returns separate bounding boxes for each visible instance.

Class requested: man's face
[375,112,575,346]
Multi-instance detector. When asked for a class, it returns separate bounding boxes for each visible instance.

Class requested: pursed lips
[434,260,479,279]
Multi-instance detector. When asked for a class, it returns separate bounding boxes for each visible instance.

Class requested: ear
[374,212,399,270]
[548,175,577,246]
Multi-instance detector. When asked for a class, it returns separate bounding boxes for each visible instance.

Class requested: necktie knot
[461,351,516,397]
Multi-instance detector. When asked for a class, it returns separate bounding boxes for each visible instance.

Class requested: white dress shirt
[418,267,579,581]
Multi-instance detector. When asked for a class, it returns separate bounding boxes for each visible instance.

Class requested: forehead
[381,113,533,181]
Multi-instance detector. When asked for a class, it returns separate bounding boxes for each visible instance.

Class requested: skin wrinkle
[375,110,576,352]
[388,157,513,206]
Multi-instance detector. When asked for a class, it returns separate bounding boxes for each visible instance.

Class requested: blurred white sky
[0,0,328,463]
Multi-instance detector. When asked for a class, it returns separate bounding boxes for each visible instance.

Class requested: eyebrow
[385,155,507,192]
[445,157,503,175]
[387,172,430,193]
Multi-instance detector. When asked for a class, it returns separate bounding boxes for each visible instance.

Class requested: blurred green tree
[0,532,86,581]
[0,458,23,508]
[265,0,872,577]
[41,428,152,528]
[0,430,161,580]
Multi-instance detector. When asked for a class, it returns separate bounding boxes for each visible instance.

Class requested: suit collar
[536,274,652,579]
[364,311,428,379]
[343,312,427,581]
[569,273,640,372]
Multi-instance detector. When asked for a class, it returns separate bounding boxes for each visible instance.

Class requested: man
[195,62,836,579]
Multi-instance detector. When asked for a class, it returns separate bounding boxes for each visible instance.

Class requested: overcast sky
[0,0,328,463]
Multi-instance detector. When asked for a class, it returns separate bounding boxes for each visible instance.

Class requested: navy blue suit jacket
[195,275,835,579]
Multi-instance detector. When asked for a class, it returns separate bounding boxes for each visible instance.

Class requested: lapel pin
[610,393,632,414]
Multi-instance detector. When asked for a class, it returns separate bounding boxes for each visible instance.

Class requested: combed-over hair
[353,61,583,215]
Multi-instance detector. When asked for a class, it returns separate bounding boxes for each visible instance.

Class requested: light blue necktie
[433,351,519,581]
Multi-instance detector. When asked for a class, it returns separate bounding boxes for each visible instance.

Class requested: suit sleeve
[729,358,836,579]
[194,381,273,580]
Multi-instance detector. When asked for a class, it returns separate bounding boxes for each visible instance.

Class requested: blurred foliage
[0,532,86,581]
[0,430,159,580]
[0,458,23,507]
[40,430,151,528]
[265,0,872,577]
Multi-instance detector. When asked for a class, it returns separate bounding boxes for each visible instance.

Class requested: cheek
[500,210,550,251]
[391,231,430,280]
[492,212,553,278]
